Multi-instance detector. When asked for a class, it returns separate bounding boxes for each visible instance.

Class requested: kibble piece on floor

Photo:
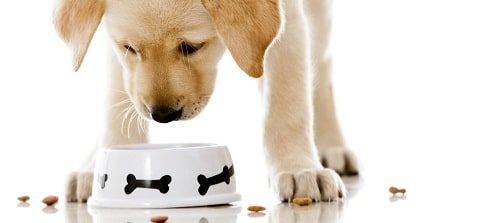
[292,197,313,206]
[389,186,406,195]
[42,196,58,206]
[150,215,169,223]
[247,205,266,212]
[17,195,30,202]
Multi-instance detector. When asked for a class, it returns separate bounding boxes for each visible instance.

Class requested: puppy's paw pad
[273,168,346,202]
[320,147,359,176]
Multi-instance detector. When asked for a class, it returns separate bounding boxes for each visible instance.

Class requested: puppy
[53,0,358,202]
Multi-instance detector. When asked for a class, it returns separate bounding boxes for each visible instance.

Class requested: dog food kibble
[150,215,168,223]
[42,196,59,206]
[292,197,313,206]
[17,195,30,202]
[389,186,406,195]
[247,205,266,212]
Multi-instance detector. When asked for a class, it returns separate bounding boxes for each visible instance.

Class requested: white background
[0,0,500,221]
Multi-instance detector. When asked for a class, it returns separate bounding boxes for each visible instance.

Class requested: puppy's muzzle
[151,107,183,123]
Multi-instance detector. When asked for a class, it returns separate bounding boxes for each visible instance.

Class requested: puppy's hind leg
[66,46,149,203]
[304,0,359,176]
[312,60,358,176]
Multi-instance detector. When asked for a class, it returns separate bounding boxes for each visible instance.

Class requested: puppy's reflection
[269,202,344,223]
[65,203,92,223]
[342,175,362,198]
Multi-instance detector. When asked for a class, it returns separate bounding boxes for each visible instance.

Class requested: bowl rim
[108,143,221,151]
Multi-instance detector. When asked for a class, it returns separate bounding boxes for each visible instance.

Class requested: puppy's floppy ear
[53,0,105,71]
[201,0,282,78]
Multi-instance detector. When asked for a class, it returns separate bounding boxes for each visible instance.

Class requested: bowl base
[88,193,241,209]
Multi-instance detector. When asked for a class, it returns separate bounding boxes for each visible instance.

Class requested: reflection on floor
[13,176,361,223]
[63,202,345,223]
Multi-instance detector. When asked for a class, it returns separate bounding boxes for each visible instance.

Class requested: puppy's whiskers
[111,89,128,95]
[136,112,146,136]
[120,104,134,136]
[135,112,142,136]
[137,113,147,135]
[118,104,132,118]
[137,116,143,135]
[127,111,138,138]
[108,98,132,111]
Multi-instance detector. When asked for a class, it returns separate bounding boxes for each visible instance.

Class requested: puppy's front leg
[261,0,345,202]
[66,47,149,202]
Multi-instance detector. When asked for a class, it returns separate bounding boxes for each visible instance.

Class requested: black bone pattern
[197,165,234,196]
[124,174,172,195]
[98,174,108,189]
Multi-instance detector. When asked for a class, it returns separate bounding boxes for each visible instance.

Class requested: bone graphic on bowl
[98,174,108,189]
[124,174,172,195]
[197,165,234,196]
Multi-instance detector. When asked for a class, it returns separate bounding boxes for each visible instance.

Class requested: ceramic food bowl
[87,143,240,208]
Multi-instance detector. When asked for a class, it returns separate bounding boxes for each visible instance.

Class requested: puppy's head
[53,0,281,123]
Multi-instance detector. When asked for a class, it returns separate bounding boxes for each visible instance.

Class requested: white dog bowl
[87,143,241,208]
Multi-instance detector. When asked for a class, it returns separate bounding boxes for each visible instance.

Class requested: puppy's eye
[178,42,203,56]
[123,44,137,55]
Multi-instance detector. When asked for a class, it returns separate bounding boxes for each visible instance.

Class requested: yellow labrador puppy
[54,0,358,202]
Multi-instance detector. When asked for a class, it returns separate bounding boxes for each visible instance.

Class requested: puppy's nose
[151,107,183,123]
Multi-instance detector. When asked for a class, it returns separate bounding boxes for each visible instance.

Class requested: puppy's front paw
[65,172,93,203]
[320,147,359,176]
[272,168,346,202]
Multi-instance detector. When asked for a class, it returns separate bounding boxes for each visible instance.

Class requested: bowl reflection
[64,201,345,223]
[65,203,241,223]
